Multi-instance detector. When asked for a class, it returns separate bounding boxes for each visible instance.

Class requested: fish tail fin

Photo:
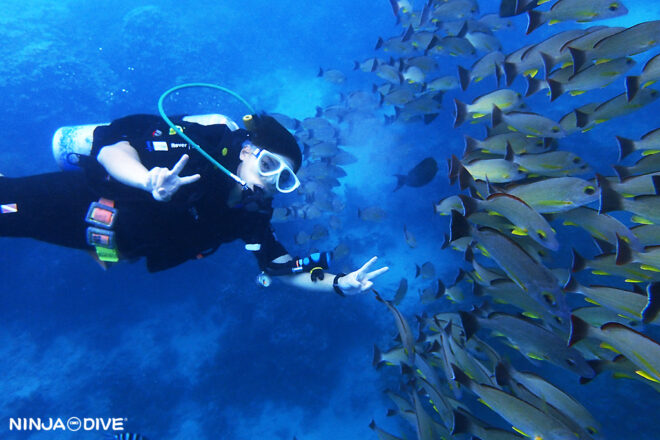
[472,281,485,296]
[437,279,446,299]
[401,25,414,42]
[568,314,590,347]
[613,164,630,181]
[456,21,469,39]
[594,237,616,255]
[653,175,660,195]
[548,79,564,102]
[448,154,462,184]
[525,75,543,97]
[626,75,640,102]
[441,233,451,249]
[424,35,440,54]
[458,311,478,340]
[494,361,512,386]
[457,194,477,217]
[563,274,579,292]
[388,0,399,16]
[454,98,468,128]
[491,105,503,127]
[616,135,636,161]
[372,344,384,368]
[580,359,608,383]
[458,65,471,91]
[539,52,555,78]
[596,173,623,213]
[449,209,471,244]
[526,9,544,34]
[569,47,588,75]
[451,409,471,435]
[499,0,518,17]
[504,62,518,86]
[615,234,632,265]
[419,1,431,27]
[458,166,475,190]
[575,109,590,128]
[393,174,406,192]
[463,135,479,156]
[424,113,439,125]
[643,282,660,324]
[317,67,323,77]
[353,61,359,71]
[464,246,474,264]
[415,264,421,278]
[571,248,587,272]
[495,63,503,88]
[543,137,555,151]
[375,37,384,51]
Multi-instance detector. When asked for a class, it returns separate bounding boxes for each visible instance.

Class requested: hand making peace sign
[146,154,201,202]
[337,256,389,295]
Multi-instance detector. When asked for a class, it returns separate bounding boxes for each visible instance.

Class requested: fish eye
[543,293,556,306]
[566,358,576,367]
[552,127,560,132]
[609,3,619,11]
[572,157,581,164]
[584,185,596,195]
[588,427,598,435]
[537,230,547,241]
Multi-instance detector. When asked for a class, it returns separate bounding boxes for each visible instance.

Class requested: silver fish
[527,0,628,34]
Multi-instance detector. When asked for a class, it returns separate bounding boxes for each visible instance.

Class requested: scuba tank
[52,114,240,171]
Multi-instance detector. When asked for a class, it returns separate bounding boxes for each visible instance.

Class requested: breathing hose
[157,83,257,187]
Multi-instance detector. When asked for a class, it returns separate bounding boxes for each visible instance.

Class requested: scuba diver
[0,112,388,295]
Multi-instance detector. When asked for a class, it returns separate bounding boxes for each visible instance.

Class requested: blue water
[1,0,660,439]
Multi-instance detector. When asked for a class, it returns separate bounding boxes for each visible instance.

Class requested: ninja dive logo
[9,417,125,432]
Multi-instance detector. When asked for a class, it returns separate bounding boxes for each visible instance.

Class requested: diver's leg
[0,172,92,249]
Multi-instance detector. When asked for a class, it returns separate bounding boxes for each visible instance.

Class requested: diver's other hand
[338,256,389,295]
[146,155,201,202]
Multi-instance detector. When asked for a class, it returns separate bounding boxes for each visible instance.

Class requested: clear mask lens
[254,149,300,193]
[277,168,297,192]
[258,153,281,175]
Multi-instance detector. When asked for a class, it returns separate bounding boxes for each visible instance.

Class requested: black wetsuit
[0,114,288,272]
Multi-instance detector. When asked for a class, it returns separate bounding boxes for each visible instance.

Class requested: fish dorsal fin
[504,141,515,161]
[485,192,532,209]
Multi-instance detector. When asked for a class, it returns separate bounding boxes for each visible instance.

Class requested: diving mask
[251,147,300,193]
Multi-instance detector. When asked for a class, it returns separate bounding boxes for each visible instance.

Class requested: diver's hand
[146,155,201,202]
[338,256,389,295]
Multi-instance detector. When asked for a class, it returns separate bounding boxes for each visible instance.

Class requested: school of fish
[267,0,660,439]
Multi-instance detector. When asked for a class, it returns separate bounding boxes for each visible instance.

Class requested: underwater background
[1,0,660,439]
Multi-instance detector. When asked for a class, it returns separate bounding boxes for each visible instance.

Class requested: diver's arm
[275,256,389,295]
[97,141,200,201]
[97,141,151,190]
[277,271,339,293]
